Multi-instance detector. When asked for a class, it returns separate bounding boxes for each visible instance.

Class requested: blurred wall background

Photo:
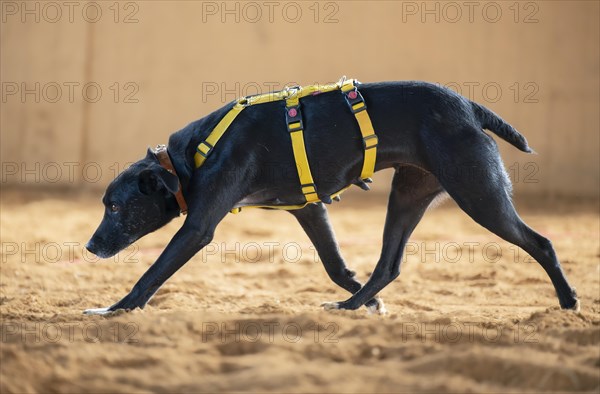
[1,1,598,198]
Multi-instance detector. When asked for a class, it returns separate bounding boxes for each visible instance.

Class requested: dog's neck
[155,145,190,217]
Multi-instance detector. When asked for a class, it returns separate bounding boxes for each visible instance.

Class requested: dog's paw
[320,301,341,311]
[83,307,123,316]
[569,298,581,312]
[366,298,388,316]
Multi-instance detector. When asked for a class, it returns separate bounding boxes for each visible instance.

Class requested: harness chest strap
[285,96,320,203]
[341,82,378,180]
[192,79,378,211]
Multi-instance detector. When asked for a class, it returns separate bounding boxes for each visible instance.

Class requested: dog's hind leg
[321,165,444,311]
[431,127,579,310]
[289,203,385,313]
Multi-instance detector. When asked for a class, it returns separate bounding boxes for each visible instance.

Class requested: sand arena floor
[0,189,598,393]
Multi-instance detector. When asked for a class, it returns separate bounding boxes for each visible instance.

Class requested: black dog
[84,80,579,315]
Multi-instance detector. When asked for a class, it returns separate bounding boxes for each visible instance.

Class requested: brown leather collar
[152,144,188,215]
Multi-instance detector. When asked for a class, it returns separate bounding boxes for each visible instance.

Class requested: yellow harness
[193,77,378,213]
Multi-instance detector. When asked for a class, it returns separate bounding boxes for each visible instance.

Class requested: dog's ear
[146,147,155,160]
[138,165,180,195]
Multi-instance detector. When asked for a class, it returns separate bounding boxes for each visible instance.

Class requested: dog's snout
[85,237,102,255]
[85,234,120,258]
[85,240,97,254]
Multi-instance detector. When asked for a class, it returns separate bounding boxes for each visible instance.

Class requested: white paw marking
[83,307,114,316]
[366,298,388,316]
[321,302,341,311]
[572,299,581,313]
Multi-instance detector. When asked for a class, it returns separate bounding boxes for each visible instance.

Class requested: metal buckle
[282,85,301,101]
[284,84,301,93]
[153,144,167,155]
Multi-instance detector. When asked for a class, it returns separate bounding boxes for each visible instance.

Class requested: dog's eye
[109,203,120,213]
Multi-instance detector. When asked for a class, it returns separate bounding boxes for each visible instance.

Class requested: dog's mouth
[85,239,128,259]
[85,241,115,259]
[86,232,139,259]
[93,250,116,259]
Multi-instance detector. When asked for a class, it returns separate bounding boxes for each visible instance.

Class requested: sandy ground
[0,188,599,393]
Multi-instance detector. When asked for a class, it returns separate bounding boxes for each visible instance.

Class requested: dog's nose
[85,240,96,254]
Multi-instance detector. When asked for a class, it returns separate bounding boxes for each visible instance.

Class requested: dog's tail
[471,101,534,153]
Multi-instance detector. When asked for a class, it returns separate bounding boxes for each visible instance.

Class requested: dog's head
[86,149,181,258]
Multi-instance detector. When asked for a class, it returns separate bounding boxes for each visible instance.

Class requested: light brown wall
[1,1,598,197]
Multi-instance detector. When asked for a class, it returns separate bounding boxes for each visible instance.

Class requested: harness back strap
[194,102,246,168]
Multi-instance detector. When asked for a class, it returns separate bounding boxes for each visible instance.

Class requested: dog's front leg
[84,166,242,315]
[84,221,213,314]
